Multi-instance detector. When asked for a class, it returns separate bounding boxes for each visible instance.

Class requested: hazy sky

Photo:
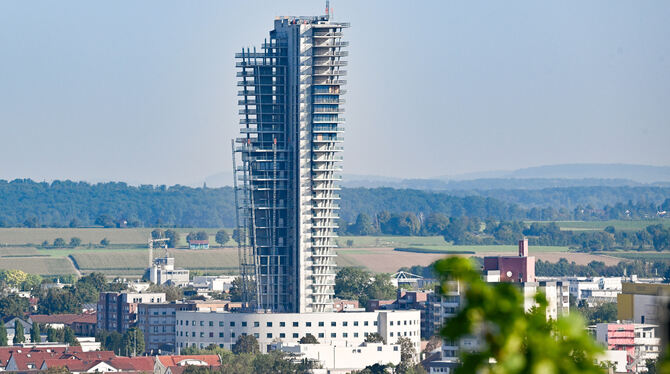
[1,1,669,185]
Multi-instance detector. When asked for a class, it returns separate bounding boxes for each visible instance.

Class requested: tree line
[341,211,670,251]
[0,271,127,319]
[399,258,670,280]
[0,179,668,228]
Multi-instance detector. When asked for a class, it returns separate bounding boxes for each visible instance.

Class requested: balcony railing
[313,98,345,104]
[312,146,344,152]
[313,118,345,124]
[312,32,343,38]
[312,107,345,113]
[313,51,348,58]
[313,70,347,76]
[314,41,349,48]
[312,126,344,132]
[312,60,348,67]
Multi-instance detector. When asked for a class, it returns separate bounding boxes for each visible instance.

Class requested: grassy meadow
[541,219,670,232]
[0,221,666,277]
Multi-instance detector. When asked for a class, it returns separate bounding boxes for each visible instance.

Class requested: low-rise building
[175,310,421,354]
[0,346,82,371]
[97,292,166,334]
[568,277,622,306]
[276,342,401,372]
[137,303,197,354]
[595,322,661,373]
[366,299,395,312]
[40,356,154,373]
[150,256,190,287]
[154,354,222,374]
[617,282,670,325]
[30,313,97,336]
[3,317,34,343]
[333,299,360,312]
[191,275,235,293]
[188,240,209,249]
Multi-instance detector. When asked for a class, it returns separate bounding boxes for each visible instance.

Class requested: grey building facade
[234,12,348,314]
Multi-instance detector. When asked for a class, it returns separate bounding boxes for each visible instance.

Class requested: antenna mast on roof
[325,0,330,20]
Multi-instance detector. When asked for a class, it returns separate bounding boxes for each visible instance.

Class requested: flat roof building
[617,282,670,325]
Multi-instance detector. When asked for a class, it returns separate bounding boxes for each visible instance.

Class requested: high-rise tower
[233,10,348,313]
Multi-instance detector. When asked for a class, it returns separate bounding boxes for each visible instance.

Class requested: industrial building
[617,282,670,325]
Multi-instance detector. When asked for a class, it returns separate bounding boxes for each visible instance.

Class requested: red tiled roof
[9,351,63,371]
[167,366,189,374]
[0,346,82,369]
[41,353,150,372]
[108,356,155,371]
[30,313,96,325]
[42,358,95,372]
[60,351,116,361]
[157,355,221,367]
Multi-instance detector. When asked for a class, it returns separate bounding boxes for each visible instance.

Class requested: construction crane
[148,237,170,267]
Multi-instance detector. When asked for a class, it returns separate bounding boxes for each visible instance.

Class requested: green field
[395,245,571,254]
[0,227,237,248]
[69,248,241,277]
[0,223,663,277]
[603,252,670,261]
[335,235,449,248]
[0,247,41,256]
[0,257,77,276]
[542,220,670,232]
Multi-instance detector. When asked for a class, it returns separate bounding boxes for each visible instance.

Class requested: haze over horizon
[1,0,669,186]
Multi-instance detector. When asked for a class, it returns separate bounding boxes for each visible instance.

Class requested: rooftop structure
[483,238,536,283]
[150,256,190,286]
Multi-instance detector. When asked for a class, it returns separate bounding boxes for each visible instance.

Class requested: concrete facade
[97,292,165,334]
[595,323,660,372]
[174,310,420,354]
[276,342,401,372]
[137,303,197,354]
[617,282,670,325]
[568,276,622,305]
[234,14,349,313]
[483,239,535,283]
[150,257,189,287]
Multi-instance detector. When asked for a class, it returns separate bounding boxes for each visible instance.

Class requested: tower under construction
[233,9,348,313]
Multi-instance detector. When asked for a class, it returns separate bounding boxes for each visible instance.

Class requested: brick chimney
[519,238,529,257]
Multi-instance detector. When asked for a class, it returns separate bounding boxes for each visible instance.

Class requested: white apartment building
[568,277,622,305]
[429,278,568,373]
[175,310,420,354]
[276,342,402,373]
[595,323,661,373]
[191,276,236,293]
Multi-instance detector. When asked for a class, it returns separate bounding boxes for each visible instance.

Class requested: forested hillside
[0,179,235,228]
[0,179,668,228]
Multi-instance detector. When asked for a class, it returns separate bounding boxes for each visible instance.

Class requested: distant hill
[341,177,648,190]
[202,171,233,188]
[201,164,670,190]
[493,164,670,183]
[340,164,670,190]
